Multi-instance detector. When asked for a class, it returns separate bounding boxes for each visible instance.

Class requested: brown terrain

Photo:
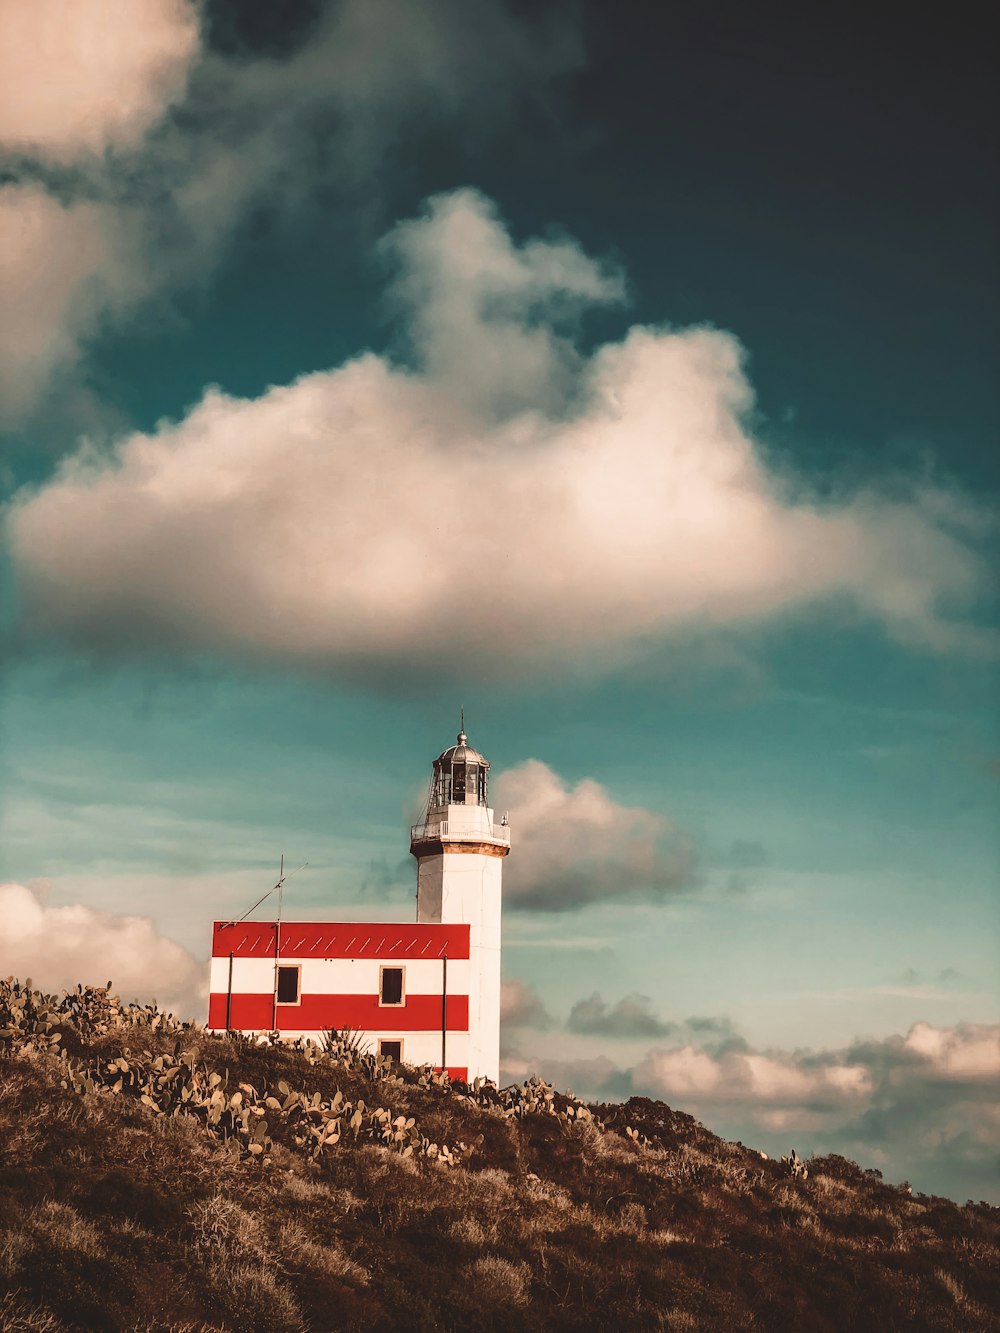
[1,977,997,1331]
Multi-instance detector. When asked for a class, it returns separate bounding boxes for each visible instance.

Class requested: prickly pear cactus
[781,1148,809,1180]
[1,975,628,1172]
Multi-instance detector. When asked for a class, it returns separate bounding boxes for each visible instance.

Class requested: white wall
[209,954,469,996]
[414,804,505,1084]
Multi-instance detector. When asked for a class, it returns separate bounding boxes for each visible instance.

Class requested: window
[276,965,300,1005]
[379,966,404,1006]
[379,1039,402,1063]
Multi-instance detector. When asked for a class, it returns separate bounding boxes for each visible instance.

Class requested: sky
[0,0,997,1203]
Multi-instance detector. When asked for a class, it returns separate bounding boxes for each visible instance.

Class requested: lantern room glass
[431,757,488,809]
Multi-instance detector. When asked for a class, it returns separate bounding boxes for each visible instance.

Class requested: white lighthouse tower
[410,724,509,1085]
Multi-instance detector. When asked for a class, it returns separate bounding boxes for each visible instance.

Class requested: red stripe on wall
[211,921,470,960]
[208,991,470,1032]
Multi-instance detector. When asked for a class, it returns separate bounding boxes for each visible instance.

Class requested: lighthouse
[410,727,510,1085]
[208,724,508,1085]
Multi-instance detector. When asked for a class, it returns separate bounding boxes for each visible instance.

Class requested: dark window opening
[379,1040,402,1063]
[276,965,300,1005]
[452,764,467,803]
[379,966,404,1006]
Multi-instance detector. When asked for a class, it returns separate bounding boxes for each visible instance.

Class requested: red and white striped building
[208,728,509,1084]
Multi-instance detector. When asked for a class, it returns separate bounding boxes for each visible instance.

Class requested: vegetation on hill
[1,977,998,1332]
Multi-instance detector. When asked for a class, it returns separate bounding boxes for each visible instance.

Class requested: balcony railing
[410,819,510,847]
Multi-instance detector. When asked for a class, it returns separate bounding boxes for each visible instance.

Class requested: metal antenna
[272,853,284,1033]
[227,856,308,925]
[460,704,465,735]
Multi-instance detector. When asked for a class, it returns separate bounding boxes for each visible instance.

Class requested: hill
[1,977,997,1332]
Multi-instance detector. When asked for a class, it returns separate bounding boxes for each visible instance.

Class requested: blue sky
[1,0,997,1202]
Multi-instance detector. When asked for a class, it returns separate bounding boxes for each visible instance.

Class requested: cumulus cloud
[7,189,992,665]
[385,189,624,418]
[502,1050,628,1100]
[568,992,673,1038]
[636,1041,876,1109]
[0,185,145,421]
[501,978,552,1029]
[0,2,580,425]
[369,754,688,913]
[567,993,740,1044]
[0,2,196,420]
[0,881,206,1019]
[135,1,580,274]
[505,1019,1000,1202]
[493,760,693,911]
[0,0,199,162]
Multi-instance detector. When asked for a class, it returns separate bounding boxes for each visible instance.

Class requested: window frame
[379,1038,403,1063]
[378,965,406,1007]
[275,963,301,1006]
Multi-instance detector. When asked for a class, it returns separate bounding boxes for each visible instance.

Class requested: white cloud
[494,760,692,910]
[0,3,580,425]
[0,0,199,162]
[391,753,687,913]
[903,1021,1000,1078]
[506,1019,1000,1201]
[0,880,206,1019]
[566,993,740,1042]
[0,0,194,425]
[638,1043,874,1107]
[500,978,552,1029]
[385,188,624,418]
[568,992,672,1038]
[0,185,101,419]
[502,1050,621,1097]
[0,184,144,422]
[6,190,993,668]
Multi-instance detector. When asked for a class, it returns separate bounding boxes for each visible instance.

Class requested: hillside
[1,978,997,1332]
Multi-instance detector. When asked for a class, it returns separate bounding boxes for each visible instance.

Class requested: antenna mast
[225,856,308,926]
[277,853,284,934]
[271,854,286,1031]
[216,855,308,1033]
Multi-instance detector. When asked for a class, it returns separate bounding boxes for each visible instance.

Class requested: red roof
[212,921,470,960]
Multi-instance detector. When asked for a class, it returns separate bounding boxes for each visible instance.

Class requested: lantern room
[427,729,489,810]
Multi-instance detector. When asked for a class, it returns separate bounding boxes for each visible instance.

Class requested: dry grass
[0,1290,68,1332]
[1,981,998,1331]
[213,1261,303,1332]
[465,1254,532,1307]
